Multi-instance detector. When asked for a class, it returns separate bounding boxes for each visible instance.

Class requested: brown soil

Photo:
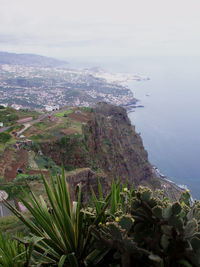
[68,112,93,123]
[60,128,77,135]
[25,126,43,137]
[25,117,61,138]
[4,149,28,182]
[0,149,15,177]
[26,169,49,176]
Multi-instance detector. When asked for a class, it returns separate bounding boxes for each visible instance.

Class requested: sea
[69,55,200,199]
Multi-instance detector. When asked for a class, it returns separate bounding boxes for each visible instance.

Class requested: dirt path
[16,123,31,136]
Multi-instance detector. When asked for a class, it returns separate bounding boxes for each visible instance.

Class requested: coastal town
[0,64,142,111]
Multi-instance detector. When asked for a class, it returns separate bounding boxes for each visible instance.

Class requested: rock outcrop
[40,103,160,193]
[66,168,108,203]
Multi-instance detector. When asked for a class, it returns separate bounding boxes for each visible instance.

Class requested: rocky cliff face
[65,168,108,203]
[84,103,159,188]
[40,103,159,190]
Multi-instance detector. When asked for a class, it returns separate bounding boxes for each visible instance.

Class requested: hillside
[0,51,68,67]
[0,103,182,216]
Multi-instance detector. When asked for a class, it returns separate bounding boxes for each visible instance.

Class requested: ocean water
[70,56,200,199]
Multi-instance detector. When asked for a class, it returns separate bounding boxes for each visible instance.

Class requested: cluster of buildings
[0,64,136,110]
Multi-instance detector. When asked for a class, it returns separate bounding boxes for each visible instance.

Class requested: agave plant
[5,169,94,266]
[90,178,133,221]
[0,232,25,267]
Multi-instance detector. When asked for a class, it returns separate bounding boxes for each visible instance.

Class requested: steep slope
[85,103,156,186]
[0,103,182,209]
[40,103,159,189]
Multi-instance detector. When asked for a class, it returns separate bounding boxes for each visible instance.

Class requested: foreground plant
[4,171,200,266]
[0,232,25,267]
[90,187,200,267]
[5,170,94,266]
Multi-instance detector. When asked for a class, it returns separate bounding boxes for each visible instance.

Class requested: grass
[30,133,54,142]
[0,132,11,143]
[0,136,16,157]
[33,121,50,130]
[46,116,83,136]
[54,109,73,117]
[0,107,19,126]
[68,118,83,134]
[78,107,93,113]
[16,173,41,182]
[0,214,28,235]
[0,179,30,200]
[34,155,61,175]
[16,109,40,120]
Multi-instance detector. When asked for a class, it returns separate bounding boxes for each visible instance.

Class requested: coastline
[152,165,195,202]
[119,75,192,201]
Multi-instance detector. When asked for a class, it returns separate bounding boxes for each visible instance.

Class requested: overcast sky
[1,0,200,60]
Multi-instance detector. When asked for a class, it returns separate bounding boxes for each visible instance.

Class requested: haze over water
[75,56,200,199]
[122,56,200,199]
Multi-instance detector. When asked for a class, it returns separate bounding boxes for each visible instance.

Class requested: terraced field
[23,107,90,142]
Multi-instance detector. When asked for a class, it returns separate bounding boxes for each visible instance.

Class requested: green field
[16,109,40,120]
[54,109,73,117]
[0,134,15,156]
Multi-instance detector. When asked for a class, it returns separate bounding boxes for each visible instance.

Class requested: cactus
[89,186,200,267]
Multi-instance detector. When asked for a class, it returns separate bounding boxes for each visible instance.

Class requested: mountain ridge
[0,51,68,67]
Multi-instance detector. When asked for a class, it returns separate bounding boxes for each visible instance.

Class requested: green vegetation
[34,155,61,175]
[33,121,49,130]
[16,109,40,120]
[30,133,53,142]
[55,109,73,117]
[2,171,200,266]
[0,132,15,156]
[0,107,19,126]
[5,172,97,266]
[0,178,30,200]
[0,215,28,235]
[103,138,111,146]
[0,174,42,201]
[16,173,41,182]
[0,132,11,143]
[79,107,94,113]
[0,232,25,267]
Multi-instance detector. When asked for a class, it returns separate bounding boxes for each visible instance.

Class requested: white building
[11,104,21,110]
[45,105,60,112]
[0,122,3,127]
[0,103,8,108]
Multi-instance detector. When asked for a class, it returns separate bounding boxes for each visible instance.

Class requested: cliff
[0,103,182,212]
[40,103,160,191]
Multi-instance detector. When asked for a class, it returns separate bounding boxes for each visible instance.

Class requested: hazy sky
[1,0,200,59]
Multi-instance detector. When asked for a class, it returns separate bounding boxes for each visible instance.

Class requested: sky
[1,0,200,60]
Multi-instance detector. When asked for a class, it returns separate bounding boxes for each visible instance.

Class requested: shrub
[0,132,11,143]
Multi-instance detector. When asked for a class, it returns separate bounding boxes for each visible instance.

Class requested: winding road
[0,112,52,134]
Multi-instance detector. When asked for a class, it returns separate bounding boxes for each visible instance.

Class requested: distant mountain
[0,51,68,67]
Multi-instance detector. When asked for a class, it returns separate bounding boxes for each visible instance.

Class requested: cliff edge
[40,103,159,190]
